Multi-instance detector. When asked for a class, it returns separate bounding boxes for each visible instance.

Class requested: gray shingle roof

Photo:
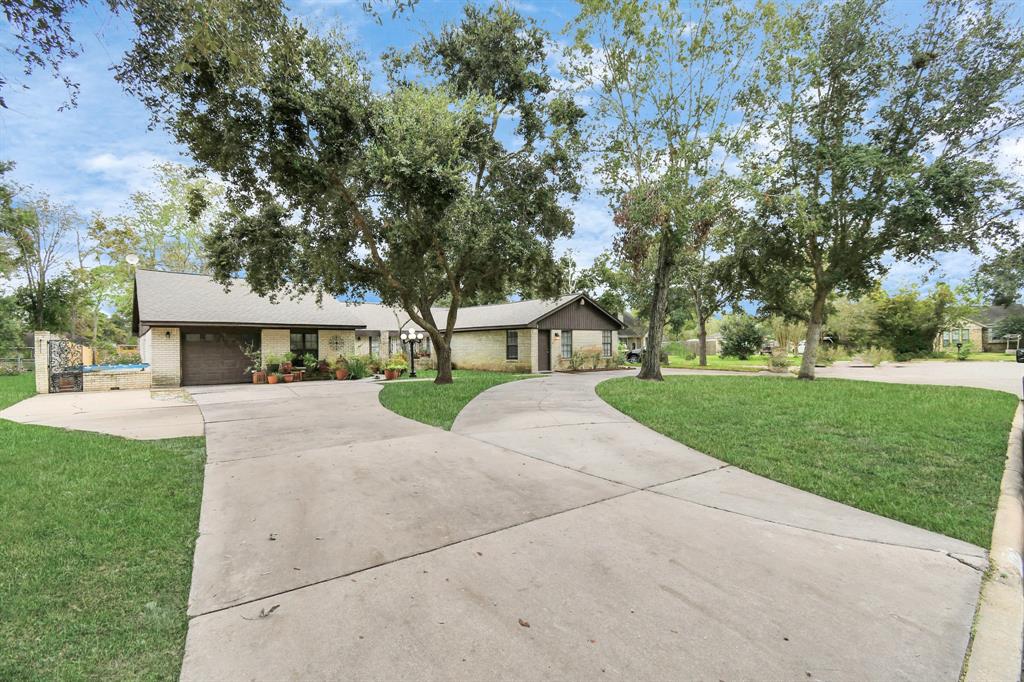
[427,294,581,330]
[134,270,365,329]
[974,304,1024,327]
[619,311,646,337]
[134,270,621,332]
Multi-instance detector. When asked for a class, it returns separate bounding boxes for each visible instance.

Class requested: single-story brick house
[133,269,624,386]
[935,303,1024,354]
[618,311,647,351]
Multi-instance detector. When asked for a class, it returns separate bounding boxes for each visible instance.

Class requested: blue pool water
[80,363,150,372]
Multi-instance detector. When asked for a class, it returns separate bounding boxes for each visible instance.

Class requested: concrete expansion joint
[641,464,732,490]
[185,488,640,622]
[943,552,986,573]
[648,489,986,560]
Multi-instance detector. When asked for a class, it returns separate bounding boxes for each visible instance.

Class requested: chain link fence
[1,348,35,375]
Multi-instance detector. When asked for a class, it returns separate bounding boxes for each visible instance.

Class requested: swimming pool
[80,363,150,372]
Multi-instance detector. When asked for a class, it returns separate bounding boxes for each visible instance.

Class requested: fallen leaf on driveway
[241,604,280,621]
[518,618,530,628]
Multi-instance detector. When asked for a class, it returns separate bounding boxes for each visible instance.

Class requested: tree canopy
[569,0,764,380]
[116,1,583,383]
[740,0,1024,378]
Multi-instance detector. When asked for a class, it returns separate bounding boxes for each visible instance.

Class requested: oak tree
[740,0,1024,378]
[117,2,583,383]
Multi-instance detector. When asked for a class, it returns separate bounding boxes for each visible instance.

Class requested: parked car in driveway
[1017,348,1024,363]
[625,348,643,363]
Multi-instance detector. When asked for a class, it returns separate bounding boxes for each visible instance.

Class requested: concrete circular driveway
[180,372,990,681]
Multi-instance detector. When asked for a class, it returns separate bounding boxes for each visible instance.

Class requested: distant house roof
[133,270,623,334]
[973,304,1024,327]
[133,269,365,332]
[619,311,646,338]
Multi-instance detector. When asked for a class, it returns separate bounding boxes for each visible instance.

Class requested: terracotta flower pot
[384,368,400,380]
[267,374,280,385]
[335,368,349,380]
[292,371,302,382]
[282,362,293,373]
[252,371,267,384]
[283,373,294,383]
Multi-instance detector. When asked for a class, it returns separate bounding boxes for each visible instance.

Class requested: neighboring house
[936,304,1024,354]
[618,312,647,351]
[133,269,623,386]
[684,334,722,356]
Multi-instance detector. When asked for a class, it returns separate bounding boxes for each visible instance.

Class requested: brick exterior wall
[554,329,618,370]
[318,329,356,362]
[450,328,533,372]
[355,331,391,360]
[149,327,181,387]
[260,329,291,364]
[935,323,986,353]
[33,331,51,393]
[84,370,153,392]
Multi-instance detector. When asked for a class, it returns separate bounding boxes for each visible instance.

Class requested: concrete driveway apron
[181,373,986,681]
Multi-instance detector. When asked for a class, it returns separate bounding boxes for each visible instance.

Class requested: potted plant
[267,372,281,385]
[281,351,295,374]
[242,343,266,384]
[283,371,294,383]
[265,354,282,373]
[333,357,349,380]
[346,355,370,380]
[383,355,407,381]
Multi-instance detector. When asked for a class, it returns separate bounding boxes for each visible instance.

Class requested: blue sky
[0,0,1018,297]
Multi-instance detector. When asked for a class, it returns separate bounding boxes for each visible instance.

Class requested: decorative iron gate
[48,339,83,393]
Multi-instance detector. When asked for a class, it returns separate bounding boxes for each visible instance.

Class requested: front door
[538,329,550,371]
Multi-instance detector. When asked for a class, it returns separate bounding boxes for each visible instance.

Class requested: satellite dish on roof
[126,254,139,266]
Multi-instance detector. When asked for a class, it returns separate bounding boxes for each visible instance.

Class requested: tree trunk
[35,277,45,329]
[638,232,674,381]
[798,288,828,380]
[434,339,453,385]
[698,317,708,366]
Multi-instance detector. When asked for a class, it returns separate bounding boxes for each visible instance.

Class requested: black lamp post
[400,329,425,378]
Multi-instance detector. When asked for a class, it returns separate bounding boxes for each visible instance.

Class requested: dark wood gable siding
[536,298,620,330]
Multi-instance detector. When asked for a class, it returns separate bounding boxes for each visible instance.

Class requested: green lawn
[665,355,769,372]
[0,373,205,680]
[379,369,530,430]
[597,375,1018,546]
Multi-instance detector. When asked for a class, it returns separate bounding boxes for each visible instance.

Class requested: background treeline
[0,163,223,359]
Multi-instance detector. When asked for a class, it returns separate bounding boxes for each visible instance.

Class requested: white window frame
[561,330,573,359]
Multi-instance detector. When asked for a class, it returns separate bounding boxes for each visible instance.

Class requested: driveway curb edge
[964,402,1024,682]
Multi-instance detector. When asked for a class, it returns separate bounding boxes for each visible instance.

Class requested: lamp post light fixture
[400,329,426,378]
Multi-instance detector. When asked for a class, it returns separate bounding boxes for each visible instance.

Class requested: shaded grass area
[379,369,529,430]
[0,373,205,680]
[597,375,1017,546]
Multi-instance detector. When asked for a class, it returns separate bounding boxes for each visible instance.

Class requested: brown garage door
[181,328,259,386]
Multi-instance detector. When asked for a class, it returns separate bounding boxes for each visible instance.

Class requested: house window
[561,330,573,359]
[506,330,519,361]
[389,335,398,356]
[290,331,318,365]
[369,336,379,357]
[942,330,950,346]
[602,330,612,357]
